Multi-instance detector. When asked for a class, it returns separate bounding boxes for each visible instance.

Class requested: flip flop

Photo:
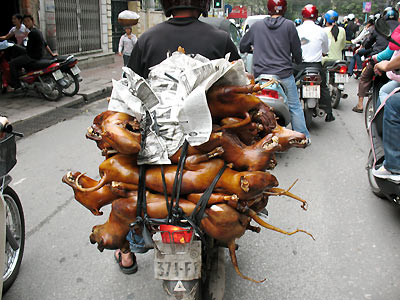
[352,106,363,113]
[114,250,138,274]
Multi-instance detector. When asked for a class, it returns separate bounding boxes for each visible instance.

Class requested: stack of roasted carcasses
[62,55,313,282]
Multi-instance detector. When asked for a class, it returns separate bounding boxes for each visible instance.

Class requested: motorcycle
[366,17,400,203]
[0,42,67,101]
[343,43,357,63]
[296,67,323,129]
[255,75,291,126]
[325,60,349,109]
[55,55,82,97]
[0,119,25,294]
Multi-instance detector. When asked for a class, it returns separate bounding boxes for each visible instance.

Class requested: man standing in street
[296,4,335,122]
[239,0,310,141]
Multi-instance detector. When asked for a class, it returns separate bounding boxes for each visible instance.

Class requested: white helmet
[347,13,355,21]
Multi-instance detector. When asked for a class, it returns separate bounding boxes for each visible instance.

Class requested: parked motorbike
[55,55,82,97]
[325,60,349,108]
[255,75,291,126]
[0,119,25,294]
[296,67,323,129]
[0,42,67,101]
[366,16,400,203]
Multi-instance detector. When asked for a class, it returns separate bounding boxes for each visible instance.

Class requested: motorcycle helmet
[267,0,287,16]
[383,7,399,20]
[347,13,355,21]
[301,4,318,20]
[315,16,324,26]
[160,0,211,17]
[294,18,302,26]
[325,9,339,24]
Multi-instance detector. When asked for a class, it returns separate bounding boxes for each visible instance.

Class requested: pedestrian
[118,26,137,66]
[296,4,335,122]
[119,0,241,273]
[240,0,311,141]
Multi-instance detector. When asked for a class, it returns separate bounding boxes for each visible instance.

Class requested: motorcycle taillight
[258,89,279,99]
[339,65,348,74]
[159,225,193,244]
[302,75,321,84]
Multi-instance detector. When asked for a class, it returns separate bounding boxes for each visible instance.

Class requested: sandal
[114,250,138,274]
[352,106,363,113]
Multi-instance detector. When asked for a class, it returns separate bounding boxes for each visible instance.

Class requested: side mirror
[375,17,400,48]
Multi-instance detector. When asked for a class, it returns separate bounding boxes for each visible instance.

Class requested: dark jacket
[345,21,359,41]
[239,16,302,78]
[26,28,47,60]
[364,20,400,55]
[128,17,240,78]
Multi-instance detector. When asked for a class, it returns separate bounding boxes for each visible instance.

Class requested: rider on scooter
[119,0,241,274]
[296,4,335,122]
[8,14,57,90]
[239,0,310,141]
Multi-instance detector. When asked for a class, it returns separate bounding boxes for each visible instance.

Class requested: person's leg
[123,55,130,67]
[279,75,310,138]
[114,249,138,274]
[383,94,400,174]
[9,54,32,88]
[317,64,335,121]
[378,80,400,107]
[355,48,368,71]
[354,63,374,112]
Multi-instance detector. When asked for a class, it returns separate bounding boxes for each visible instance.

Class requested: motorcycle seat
[295,67,321,80]
[325,60,348,70]
[24,59,57,71]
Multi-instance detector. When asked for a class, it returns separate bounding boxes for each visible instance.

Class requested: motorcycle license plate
[302,85,320,98]
[154,240,201,280]
[71,65,80,75]
[334,73,349,83]
[52,70,63,81]
[345,51,353,57]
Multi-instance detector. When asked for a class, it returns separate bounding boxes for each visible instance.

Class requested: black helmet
[384,7,399,20]
[160,0,211,17]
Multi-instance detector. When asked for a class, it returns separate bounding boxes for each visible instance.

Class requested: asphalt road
[3,77,400,300]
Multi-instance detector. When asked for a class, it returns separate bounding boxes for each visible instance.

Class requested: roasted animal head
[272,125,307,151]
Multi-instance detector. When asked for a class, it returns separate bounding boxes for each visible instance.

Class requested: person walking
[118,26,137,66]
[240,0,311,141]
[296,4,335,122]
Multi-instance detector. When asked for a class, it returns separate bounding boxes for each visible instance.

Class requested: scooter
[0,119,25,294]
[325,60,349,108]
[366,17,400,203]
[0,41,67,101]
[295,67,324,129]
[255,75,291,126]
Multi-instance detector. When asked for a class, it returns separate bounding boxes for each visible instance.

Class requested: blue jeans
[348,48,369,75]
[279,75,310,138]
[383,93,400,173]
[378,80,400,107]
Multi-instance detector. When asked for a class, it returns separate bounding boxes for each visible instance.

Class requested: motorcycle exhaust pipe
[342,93,348,99]
[317,108,326,117]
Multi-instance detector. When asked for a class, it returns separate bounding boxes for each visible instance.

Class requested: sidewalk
[0,55,124,124]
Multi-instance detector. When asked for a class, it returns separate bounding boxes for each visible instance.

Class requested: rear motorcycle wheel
[331,86,341,109]
[2,187,25,294]
[367,150,385,199]
[62,70,79,97]
[40,75,62,101]
[303,101,313,130]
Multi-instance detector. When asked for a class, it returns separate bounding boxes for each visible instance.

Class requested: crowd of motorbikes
[0,41,81,100]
